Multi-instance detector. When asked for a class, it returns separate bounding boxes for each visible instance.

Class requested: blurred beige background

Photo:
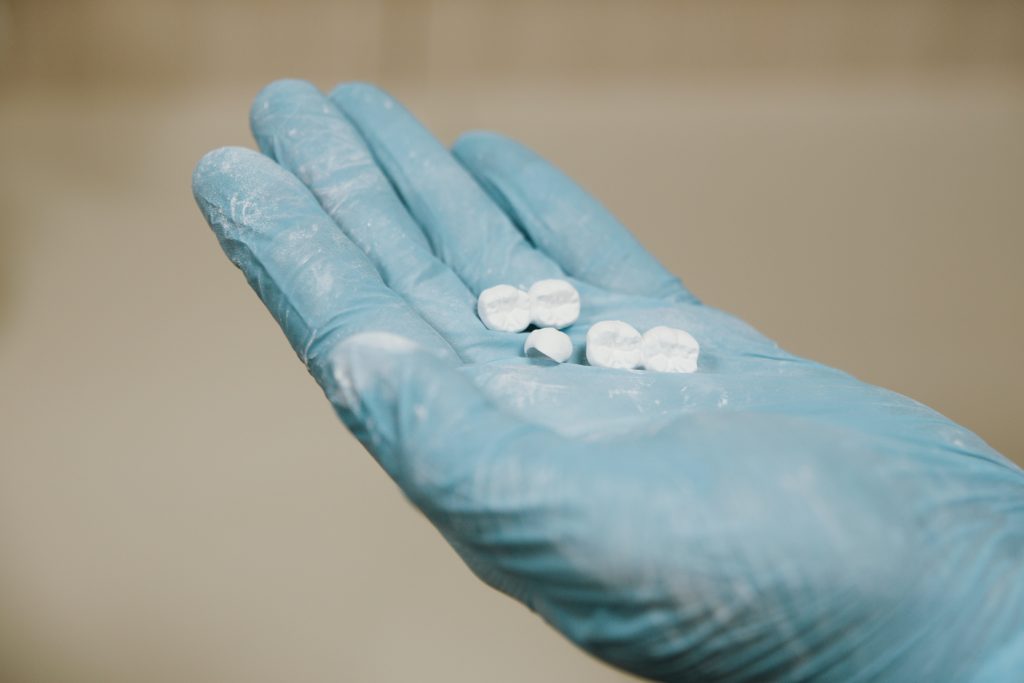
[1,1,1022,681]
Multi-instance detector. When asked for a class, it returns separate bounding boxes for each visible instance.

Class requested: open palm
[193,81,1023,682]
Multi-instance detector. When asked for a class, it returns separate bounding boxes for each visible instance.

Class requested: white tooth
[586,320,642,369]
[642,326,699,373]
[528,279,580,329]
[524,327,573,363]
[477,284,531,332]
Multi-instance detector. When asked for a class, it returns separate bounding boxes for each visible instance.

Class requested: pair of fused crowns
[477,279,699,373]
[477,279,580,333]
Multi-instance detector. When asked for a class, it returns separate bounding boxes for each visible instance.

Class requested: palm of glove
[447,287,1013,682]
[193,80,1023,682]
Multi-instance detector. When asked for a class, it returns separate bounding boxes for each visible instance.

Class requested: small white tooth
[477,284,531,332]
[528,279,580,329]
[524,327,573,363]
[586,320,642,369]
[642,326,699,373]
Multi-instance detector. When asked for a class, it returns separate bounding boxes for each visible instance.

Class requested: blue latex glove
[193,80,1024,682]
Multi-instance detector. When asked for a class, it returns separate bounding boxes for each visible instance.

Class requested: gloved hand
[192,80,1024,682]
